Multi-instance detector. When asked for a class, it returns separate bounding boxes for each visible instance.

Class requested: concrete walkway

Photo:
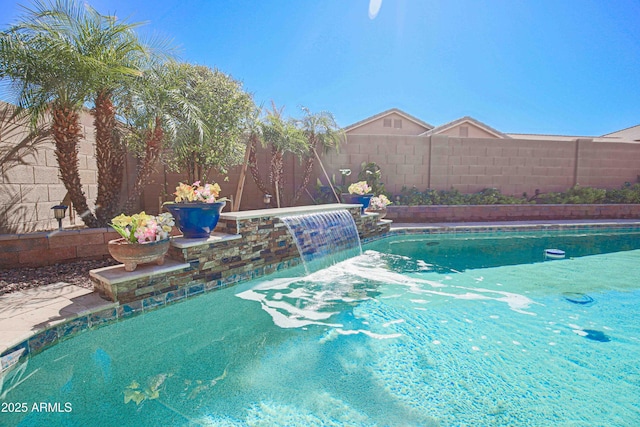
[0,282,115,355]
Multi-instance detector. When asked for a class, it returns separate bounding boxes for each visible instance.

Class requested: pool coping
[3,219,640,374]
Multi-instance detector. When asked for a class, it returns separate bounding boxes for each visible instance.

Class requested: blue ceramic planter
[165,201,226,238]
[343,194,373,214]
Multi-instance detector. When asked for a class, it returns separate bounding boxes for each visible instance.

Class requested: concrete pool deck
[2,218,639,357]
[0,282,116,355]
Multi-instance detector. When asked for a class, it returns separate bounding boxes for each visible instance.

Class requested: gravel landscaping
[0,258,118,295]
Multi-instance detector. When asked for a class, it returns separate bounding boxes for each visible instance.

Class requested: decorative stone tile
[1,345,27,372]
[142,294,166,311]
[203,280,223,292]
[188,283,204,297]
[165,287,186,304]
[89,308,118,328]
[57,316,89,341]
[119,300,143,318]
[28,328,58,355]
[276,261,290,271]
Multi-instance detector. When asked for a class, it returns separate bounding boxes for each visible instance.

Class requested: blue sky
[2,0,640,136]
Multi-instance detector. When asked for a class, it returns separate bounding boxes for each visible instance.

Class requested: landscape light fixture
[263,194,272,209]
[51,204,67,230]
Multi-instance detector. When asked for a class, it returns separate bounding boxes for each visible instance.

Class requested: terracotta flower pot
[365,206,387,219]
[107,238,170,272]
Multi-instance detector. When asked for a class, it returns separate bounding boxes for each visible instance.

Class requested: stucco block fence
[385,204,640,222]
[90,204,389,305]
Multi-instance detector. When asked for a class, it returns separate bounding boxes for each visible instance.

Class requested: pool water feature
[2,229,640,426]
[279,209,362,273]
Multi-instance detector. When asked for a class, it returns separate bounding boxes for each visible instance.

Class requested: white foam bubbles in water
[236,277,342,329]
[237,249,540,336]
[335,328,402,340]
[382,319,405,328]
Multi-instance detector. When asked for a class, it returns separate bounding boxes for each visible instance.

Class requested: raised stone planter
[90,204,391,304]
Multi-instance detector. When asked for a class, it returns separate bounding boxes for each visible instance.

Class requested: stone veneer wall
[386,204,640,223]
[90,204,390,305]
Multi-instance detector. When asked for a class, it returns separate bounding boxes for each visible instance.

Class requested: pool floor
[1,230,640,426]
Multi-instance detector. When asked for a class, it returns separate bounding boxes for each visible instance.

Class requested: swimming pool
[2,228,640,426]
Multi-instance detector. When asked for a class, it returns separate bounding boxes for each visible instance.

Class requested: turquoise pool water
[2,229,640,426]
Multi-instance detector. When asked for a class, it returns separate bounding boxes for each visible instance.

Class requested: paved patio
[0,282,115,355]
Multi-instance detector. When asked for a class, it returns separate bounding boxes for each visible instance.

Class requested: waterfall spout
[279,210,362,274]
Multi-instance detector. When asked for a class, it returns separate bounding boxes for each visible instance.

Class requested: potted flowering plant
[108,212,175,271]
[365,194,392,219]
[343,181,373,214]
[164,181,228,238]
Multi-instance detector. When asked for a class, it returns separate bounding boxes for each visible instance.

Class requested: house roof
[343,108,434,133]
[421,116,510,139]
[344,108,640,143]
[601,124,640,141]
[505,133,630,143]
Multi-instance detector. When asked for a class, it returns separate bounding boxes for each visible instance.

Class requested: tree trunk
[248,133,271,195]
[93,90,123,224]
[51,106,98,227]
[122,117,164,214]
[270,145,284,207]
[290,135,320,205]
[290,152,314,205]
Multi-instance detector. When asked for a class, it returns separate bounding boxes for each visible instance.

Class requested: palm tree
[0,0,162,226]
[247,106,272,196]
[248,104,307,208]
[119,62,205,214]
[1,2,95,225]
[290,107,344,205]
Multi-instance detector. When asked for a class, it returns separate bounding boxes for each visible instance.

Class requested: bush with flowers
[348,181,372,195]
[369,194,392,210]
[173,181,227,203]
[110,212,175,244]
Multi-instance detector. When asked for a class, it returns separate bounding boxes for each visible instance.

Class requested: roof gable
[344,108,433,135]
[422,116,510,139]
[602,124,640,141]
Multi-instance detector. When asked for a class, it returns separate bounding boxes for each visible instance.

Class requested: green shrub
[395,183,640,206]
[604,183,640,203]
[318,180,640,206]
[398,187,527,205]
[536,185,606,204]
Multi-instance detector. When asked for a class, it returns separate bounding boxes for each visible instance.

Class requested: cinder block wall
[1,108,98,233]
[0,228,120,269]
[428,136,579,195]
[318,134,640,198]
